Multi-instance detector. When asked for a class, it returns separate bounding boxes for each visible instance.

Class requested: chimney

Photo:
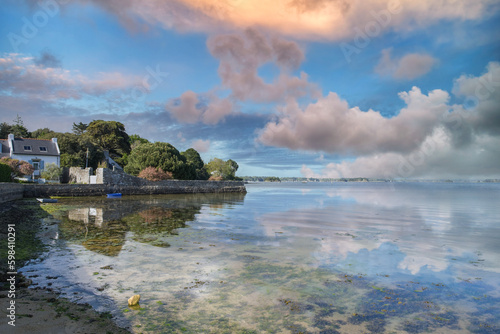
[8,134,14,141]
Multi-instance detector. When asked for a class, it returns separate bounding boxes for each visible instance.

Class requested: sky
[0,0,499,179]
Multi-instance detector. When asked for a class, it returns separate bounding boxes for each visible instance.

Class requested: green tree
[10,114,30,138]
[124,142,194,179]
[205,158,239,180]
[31,128,54,138]
[86,120,131,154]
[72,122,88,135]
[39,132,103,169]
[41,163,63,181]
[182,148,209,180]
[0,122,12,139]
[129,134,150,151]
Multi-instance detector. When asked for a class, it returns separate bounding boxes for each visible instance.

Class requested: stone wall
[22,180,246,198]
[0,183,24,203]
[0,167,246,203]
[96,168,146,186]
[68,167,93,184]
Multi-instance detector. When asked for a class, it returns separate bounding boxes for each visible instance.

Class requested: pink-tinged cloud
[258,86,448,155]
[299,63,500,178]
[191,139,211,153]
[375,49,437,80]
[74,0,493,40]
[207,28,319,103]
[165,92,235,125]
[0,53,144,101]
[166,91,202,123]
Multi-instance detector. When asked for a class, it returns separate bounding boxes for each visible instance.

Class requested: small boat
[37,198,58,203]
[107,193,122,198]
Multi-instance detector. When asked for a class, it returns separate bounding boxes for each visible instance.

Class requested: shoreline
[0,199,130,333]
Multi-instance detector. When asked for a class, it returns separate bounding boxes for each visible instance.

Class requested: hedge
[0,163,12,182]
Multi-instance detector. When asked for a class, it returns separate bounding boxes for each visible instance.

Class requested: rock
[128,294,140,306]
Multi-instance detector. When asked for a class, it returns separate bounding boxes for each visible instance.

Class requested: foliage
[41,163,63,181]
[0,122,13,139]
[208,175,223,181]
[265,176,281,182]
[85,120,131,157]
[10,114,30,138]
[205,158,239,180]
[124,142,194,179]
[39,132,103,169]
[129,134,150,151]
[31,128,54,138]
[72,122,88,135]
[182,148,209,180]
[0,157,34,178]
[0,163,12,182]
[138,166,173,181]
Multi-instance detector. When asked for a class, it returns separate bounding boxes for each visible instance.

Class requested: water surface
[23,182,500,333]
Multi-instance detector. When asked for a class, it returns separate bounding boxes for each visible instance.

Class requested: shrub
[0,157,34,177]
[41,163,63,181]
[0,163,12,182]
[208,175,223,181]
[138,166,173,182]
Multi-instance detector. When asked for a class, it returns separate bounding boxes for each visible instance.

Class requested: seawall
[0,183,25,204]
[0,180,246,203]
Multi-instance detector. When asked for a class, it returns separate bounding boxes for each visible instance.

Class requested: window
[24,145,32,151]
[39,146,47,152]
[33,162,39,170]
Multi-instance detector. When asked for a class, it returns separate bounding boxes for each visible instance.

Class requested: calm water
[23,182,500,333]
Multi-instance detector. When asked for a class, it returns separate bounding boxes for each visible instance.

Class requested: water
[22,182,500,333]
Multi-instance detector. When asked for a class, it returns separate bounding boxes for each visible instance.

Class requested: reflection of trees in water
[58,193,245,256]
[122,207,197,248]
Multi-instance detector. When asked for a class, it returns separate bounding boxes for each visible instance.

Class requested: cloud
[207,28,318,103]
[166,28,316,124]
[258,86,448,155]
[34,51,62,68]
[165,92,235,125]
[74,0,494,41]
[375,48,437,80]
[191,139,211,153]
[266,62,500,178]
[166,91,202,123]
[0,53,144,101]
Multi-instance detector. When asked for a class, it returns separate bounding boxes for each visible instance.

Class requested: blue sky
[1,0,499,178]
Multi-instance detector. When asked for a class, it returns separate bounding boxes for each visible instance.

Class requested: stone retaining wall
[21,180,246,199]
[0,183,24,204]
[0,167,246,203]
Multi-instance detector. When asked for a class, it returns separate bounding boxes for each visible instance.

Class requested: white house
[0,134,60,178]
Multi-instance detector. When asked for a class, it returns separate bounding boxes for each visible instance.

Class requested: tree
[129,134,150,151]
[182,148,209,180]
[205,158,239,180]
[10,114,30,138]
[38,132,103,169]
[85,120,131,156]
[124,142,194,179]
[31,128,54,138]
[72,122,88,135]
[41,163,63,181]
[0,122,12,139]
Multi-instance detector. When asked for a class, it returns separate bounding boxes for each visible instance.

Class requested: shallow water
[22,182,500,333]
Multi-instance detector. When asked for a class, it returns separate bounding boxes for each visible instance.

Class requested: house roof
[0,138,59,157]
